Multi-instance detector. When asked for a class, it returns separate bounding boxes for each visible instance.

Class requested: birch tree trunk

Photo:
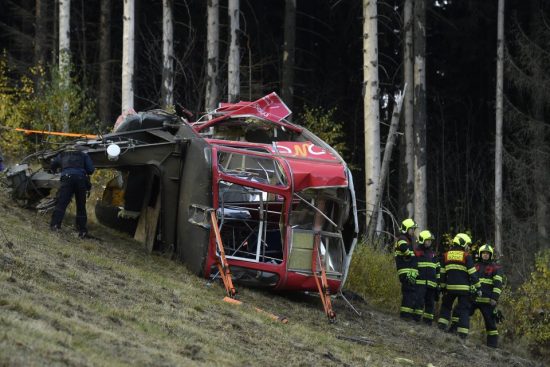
[98,0,112,125]
[206,0,219,111]
[161,0,174,110]
[122,0,135,113]
[402,0,414,219]
[59,0,70,131]
[363,0,380,235]
[495,0,504,254]
[228,0,240,103]
[282,0,296,112]
[413,0,427,229]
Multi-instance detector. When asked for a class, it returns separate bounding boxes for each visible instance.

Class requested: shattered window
[206,117,304,143]
[217,151,287,187]
[289,187,350,233]
[288,229,344,274]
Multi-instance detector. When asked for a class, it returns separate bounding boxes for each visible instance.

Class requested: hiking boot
[50,225,61,232]
[78,231,88,239]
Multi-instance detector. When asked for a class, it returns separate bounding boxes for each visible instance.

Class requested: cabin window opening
[217,181,285,264]
[217,151,287,187]
[287,229,344,275]
[290,188,350,233]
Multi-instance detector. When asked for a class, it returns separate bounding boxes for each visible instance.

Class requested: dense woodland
[0,0,549,284]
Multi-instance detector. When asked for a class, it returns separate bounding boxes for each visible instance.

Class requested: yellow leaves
[0,55,98,158]
[505,250,550,358]
[346,241,401,311]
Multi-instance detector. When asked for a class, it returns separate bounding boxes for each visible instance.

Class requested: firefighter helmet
[400,218,418,233]
[478,244,494,259]
[452,233,472,248]
[418,230,434,244]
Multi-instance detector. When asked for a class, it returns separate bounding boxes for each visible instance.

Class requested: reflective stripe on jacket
[440,247,479,295]
[414,248,439,288]
[394,234,417,278]
[474,261,503,303]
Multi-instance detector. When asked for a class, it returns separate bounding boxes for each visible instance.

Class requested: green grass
[0,191,543,367]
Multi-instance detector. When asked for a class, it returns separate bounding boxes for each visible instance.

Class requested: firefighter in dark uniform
[471,244,502,348]
[413,230,440,324]
[50,146,95,237]
[437,233,480,339]
[394,218,418,320]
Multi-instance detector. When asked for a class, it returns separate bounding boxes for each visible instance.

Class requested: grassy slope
[0,192,543,367]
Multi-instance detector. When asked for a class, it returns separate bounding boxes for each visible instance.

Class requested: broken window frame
[212,146,291,265]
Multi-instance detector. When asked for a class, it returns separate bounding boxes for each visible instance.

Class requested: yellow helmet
[418,230,434,244]
[452,233,472,248]
[400,218,418,233]
[478,244,494,259]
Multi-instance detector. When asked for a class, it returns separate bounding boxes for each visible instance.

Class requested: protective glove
[469,285,482,299]
[489,299,497,307]
[493,309,504,323]
[406,271,417,285]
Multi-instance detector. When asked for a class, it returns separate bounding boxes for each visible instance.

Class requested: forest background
[0,0,548,358]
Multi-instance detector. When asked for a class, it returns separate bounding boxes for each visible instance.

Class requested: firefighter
[50,146,94,238]
[413,230,439,324]
[394,218,418,320]
[471,244,502,348]
[437,233,480,339]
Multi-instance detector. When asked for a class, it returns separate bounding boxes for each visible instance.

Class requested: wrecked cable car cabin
[7,93,358,319]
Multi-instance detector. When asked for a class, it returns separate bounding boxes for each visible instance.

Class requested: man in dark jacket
[471,244,502,348]
[50,146,95,237]
[394,218,418,320]
[437,233,480,339]
[413,230,440,324]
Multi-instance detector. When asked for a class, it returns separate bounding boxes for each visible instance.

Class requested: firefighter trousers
[399,277,416,320]
[471,302,498,348]
[438,293,472,338]
[413,284,436,324]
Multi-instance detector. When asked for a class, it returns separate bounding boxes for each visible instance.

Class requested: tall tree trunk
[206,0,219,111]
[413,0,427,229]
[494,0,504,254]
[52,0,59,67]
[363,0,380,235]
[228,0,240,103]
[33,0,47,92]
[368,88,405,239]
[401,0,414,219]
[34,0,46,68]
[98,0,112,125]
[122,0,135,112]
[59,0,70,131]
[282,0,296,112]
[528,0,548,252]
[161,0,174,110]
